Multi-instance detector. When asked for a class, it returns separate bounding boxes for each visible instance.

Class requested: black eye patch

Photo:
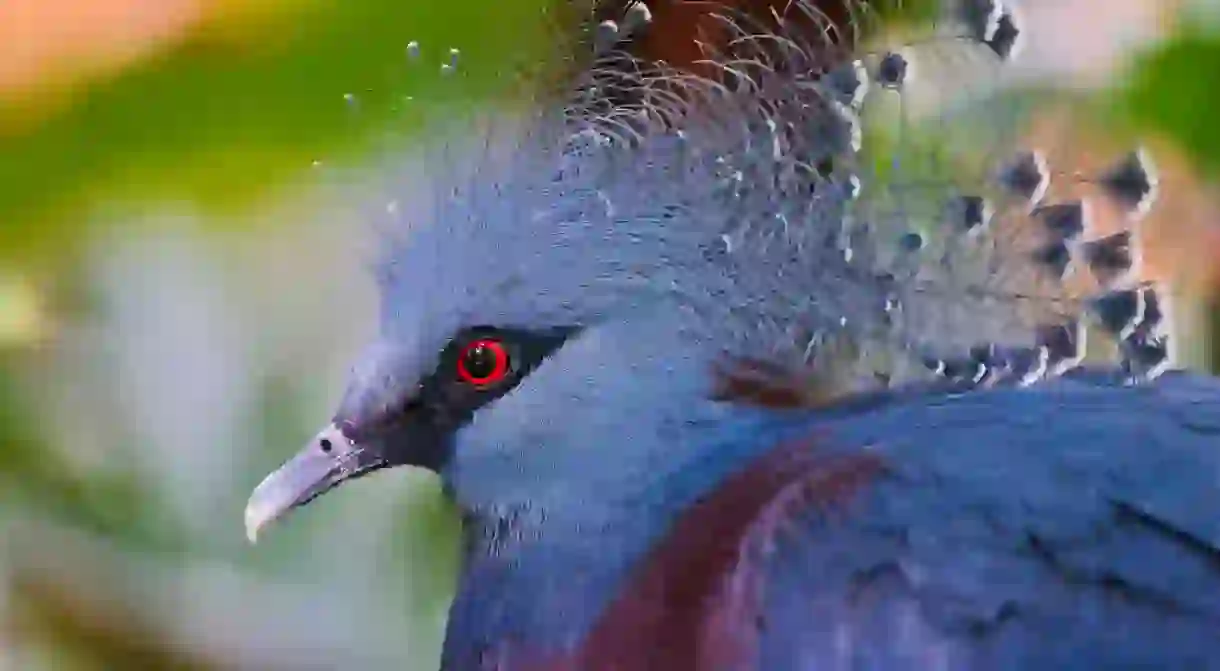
[415,325,580,432]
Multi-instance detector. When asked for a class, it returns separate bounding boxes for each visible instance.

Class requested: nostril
[319,438,333,453]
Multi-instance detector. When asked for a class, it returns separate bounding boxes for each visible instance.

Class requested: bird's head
[242,0,898,542]
[244,0,1108,543]
[243,107,772,541]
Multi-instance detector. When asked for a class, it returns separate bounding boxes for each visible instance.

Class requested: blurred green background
[1,0,1219,669]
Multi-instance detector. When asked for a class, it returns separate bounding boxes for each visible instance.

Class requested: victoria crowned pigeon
[245,1,1220,668]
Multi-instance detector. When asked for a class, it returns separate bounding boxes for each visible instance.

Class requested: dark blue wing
[755,370,1220,670]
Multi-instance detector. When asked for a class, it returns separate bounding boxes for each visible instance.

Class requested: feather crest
[374,0,1172,403]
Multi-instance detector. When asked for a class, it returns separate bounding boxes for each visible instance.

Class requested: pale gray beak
[244,423,387,543]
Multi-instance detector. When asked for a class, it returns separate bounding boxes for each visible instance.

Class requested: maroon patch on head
[710,357,845,410]
[502,436,886,670]
[596,0,860,75]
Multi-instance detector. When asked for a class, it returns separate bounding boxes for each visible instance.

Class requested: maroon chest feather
[495,435,885,670]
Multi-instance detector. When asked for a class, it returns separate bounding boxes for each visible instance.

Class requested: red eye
[457,339,510,386]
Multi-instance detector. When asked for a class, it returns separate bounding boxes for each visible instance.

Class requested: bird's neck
[441,406,807,668]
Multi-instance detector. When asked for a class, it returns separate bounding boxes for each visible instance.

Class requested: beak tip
[244,502,267,544]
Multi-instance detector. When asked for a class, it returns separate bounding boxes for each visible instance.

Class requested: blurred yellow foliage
[0,0,312,131]
[0,273,47,347]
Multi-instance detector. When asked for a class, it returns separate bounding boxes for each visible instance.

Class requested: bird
[244,0,1220,668]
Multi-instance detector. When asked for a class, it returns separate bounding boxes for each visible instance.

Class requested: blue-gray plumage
[244,0,1220,668]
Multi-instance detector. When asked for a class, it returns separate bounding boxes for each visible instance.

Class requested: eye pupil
[458,339,509,385]
[465,345,496,377]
